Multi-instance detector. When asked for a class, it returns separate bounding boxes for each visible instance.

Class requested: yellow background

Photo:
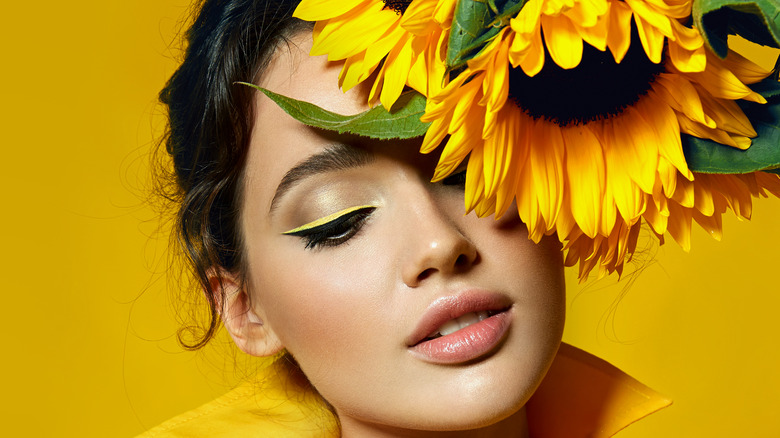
[1,1,778,436]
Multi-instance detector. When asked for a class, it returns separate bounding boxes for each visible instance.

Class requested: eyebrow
[269,143,375,213]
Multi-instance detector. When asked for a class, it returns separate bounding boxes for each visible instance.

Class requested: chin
[418,400,528,432]
[388,361,546,432]
[363,395,529,434]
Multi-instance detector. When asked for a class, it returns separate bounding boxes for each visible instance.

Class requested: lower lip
[408,310,511,364]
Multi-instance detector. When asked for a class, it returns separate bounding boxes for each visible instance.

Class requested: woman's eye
[441,169,467,188]
[283,206,376,250]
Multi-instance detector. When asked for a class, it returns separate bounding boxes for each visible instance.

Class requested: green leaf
[447,0,494,70]
[239,83,430,140]
[446,0,526,71]
[750,77,780,99]
[683,77,780,173]
[693,0,780,58]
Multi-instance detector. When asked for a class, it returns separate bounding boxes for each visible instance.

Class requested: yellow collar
[139,343,670,437]
[527,343,671,437]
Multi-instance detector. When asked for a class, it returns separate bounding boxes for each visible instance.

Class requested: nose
[401,196,478,288]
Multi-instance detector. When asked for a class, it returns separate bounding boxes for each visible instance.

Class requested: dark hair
[156,0,309,349]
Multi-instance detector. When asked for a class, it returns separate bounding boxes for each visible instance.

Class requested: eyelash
[286,207,376,250]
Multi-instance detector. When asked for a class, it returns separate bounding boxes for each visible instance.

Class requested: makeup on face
[282,205,378,250]
[269,144,375,214]
[239,31,566,434]
[406,290,514,364]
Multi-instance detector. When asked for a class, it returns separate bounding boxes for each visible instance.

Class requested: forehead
[258,32,371,115]
[246,32,372,213]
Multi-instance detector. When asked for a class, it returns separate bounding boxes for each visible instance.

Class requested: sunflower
[289,0,780,280]
[420,0,780,279]
[293,0,454,108]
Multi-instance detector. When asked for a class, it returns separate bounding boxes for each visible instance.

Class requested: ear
[209,271,284,357]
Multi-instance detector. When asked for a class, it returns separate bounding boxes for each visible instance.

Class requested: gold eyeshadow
[282,205,378,235]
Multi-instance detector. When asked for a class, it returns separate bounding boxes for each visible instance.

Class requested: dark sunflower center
[382,0,411,14]
[508,25,665,126]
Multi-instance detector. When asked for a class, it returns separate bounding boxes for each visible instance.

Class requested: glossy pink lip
[406,291,513,364]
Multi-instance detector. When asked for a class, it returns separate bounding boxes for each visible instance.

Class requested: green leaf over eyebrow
[238,82,430,140]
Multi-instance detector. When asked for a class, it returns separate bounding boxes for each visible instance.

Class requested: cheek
[471,211,565,297]
[468,214,566,345]
[248,241,399,383]
[512,236,566,337]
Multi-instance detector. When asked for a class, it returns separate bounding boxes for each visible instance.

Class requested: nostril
[417,268,434,282]
[454,254,469,267]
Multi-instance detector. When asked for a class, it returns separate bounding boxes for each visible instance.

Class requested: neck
[338,406,530,438]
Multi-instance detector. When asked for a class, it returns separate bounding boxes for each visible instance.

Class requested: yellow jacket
[138,343,670,437]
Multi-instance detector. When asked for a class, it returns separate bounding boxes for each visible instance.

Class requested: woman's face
[238,33,566,435]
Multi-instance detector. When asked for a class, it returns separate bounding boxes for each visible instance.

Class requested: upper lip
[405,290,513,347]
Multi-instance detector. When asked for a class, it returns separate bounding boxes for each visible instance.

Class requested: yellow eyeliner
[282,205,377,235]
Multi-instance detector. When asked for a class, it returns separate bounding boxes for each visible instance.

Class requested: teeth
[428,311,492,339]
[437,319,461,337]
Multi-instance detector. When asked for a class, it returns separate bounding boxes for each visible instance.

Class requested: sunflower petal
[643,194,669,235]
[364,24,408,70]
[510,0,543,35]
[678,115,741,148]
[409,31,447,97]
[542,14,584,69]
[669,43,706,73]
[574,7,609,51]
[449,76,484,131]
[698,92,757,138]
[464,146,485,213]
[400,0,437,35]
[693,174,715,216]
[683,53,767,104]
[670,19,704,51]
[379,35,415,108]
[339,52,372,92]
[483,113,511,199]
[642,92,693,179]
[516,160,544,241]
[495,108,526,218]
[606,0,633,63]
[533,119,565,227]
[517,26,546,75]
[721,50,773,85]
[672,174,695,208]
[433,0,458,27]
[634,16,665,64]
[562,0,607,29]
[563,124,605,238]
[625,0,673,37]
[693,209,723,241]
[420,109,453,154]
[615,106,659,194]
[604,121,645,222]
[311,3,397,59]
[294,0,366,21]
[666,202,692,251]
[654,74,715,128]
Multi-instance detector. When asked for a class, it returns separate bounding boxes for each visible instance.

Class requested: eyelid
[282,205,378,235]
